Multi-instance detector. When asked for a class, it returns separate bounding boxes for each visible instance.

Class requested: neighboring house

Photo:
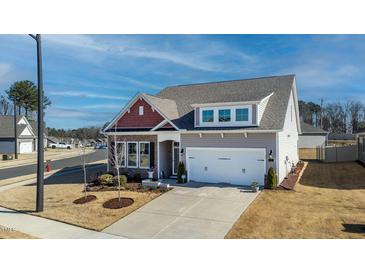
[328,133,356,141]
[357,130,365,164]
[103,75,301,186]
[0,115,37,154]
[29,121,48,150]
[298,121,328,148]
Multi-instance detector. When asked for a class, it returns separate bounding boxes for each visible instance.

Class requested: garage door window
[127,142,138,168]
[139,142,150,168]
[219,109,231,122]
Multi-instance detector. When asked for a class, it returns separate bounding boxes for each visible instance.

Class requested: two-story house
[103,74,301,186]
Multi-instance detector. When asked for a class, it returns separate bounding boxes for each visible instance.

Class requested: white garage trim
[186,147,266,185]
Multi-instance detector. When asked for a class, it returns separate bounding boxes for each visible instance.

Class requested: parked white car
[49,142,72,149]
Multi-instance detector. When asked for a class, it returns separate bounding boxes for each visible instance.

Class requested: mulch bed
[73,195,97,204]
[103,197,134,209]
[87,181,169,194]
[278,162,305,190]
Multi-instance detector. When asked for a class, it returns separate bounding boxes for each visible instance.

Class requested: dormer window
[219,109,231,122]
[202,110,214,122]
[236,108,249,121]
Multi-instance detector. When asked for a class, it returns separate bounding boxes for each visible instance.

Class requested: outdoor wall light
[268,150,274,162]
[180,148,184,154]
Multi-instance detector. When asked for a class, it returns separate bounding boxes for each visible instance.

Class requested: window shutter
[150,142,155,168]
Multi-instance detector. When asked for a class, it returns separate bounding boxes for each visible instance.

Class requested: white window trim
[116,141,126,168]
[202,109,214,123]
[139,141,150,169]
[139,106,144,115]
[218,109,231,122]
[127,141,138,168]
[235,108,249,122]
[198,105,253,127]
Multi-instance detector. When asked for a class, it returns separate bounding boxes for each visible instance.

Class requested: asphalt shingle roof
[152,74,296,130]
[300,121,327,135]
[0,115,32,138]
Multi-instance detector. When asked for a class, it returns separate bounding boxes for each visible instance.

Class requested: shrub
[121,171,129,180]
[133,172,142,183]
[112,175,127,188]
[266,167,277,189]
[177,161,186,183]
[98,174,113,185]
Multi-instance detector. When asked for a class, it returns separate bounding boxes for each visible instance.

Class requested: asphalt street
[0,149,107,181]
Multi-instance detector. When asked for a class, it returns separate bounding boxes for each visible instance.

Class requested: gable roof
[105,74,298,132]
[0,115,36,138]
[155,74,296,131]
[300,121,328,135]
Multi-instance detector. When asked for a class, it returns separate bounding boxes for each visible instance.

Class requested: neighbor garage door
[19,141,33,153]
[186,147,266,186]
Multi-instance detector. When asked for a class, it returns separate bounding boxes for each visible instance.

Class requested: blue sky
[0,34,364,129]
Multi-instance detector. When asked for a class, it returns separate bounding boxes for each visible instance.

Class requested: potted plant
[251,181,259,192]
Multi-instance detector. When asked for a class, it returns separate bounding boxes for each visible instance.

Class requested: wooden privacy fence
[316,144,358,162]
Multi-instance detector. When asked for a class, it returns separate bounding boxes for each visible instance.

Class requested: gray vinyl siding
[252,104,257,124]
[180,132,276,172]
[195,107,200,126]
[298,135,326,148]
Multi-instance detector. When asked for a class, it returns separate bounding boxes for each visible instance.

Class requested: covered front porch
[157,133,181,179]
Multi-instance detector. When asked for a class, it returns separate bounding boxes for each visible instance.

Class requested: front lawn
[226,161,365,239]
[0,183,163,231]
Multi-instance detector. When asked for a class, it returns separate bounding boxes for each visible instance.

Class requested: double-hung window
[139,142,150,168]
[235,108,249,122]
[116,142,126,167]
[218,109,231,122]
[127,142,138,168]
[202,110,214,123]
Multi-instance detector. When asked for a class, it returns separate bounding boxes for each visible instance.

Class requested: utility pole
[29,34,44,212]
[13,101,18,159]
[320,98,323,128]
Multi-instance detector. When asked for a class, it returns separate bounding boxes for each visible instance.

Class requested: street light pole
[13,101,18,159]
[29,34,44,212]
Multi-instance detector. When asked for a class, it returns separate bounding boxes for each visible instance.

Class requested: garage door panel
[19,142,33,153]
[187,148,265,186]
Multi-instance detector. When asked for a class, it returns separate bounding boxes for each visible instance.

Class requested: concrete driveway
[103,182,259,239]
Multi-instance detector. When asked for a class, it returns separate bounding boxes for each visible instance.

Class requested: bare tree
[0,95,12,115]
[323,103,346,133]
[348,101,364,133]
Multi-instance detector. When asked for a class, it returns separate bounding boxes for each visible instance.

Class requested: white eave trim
[103,92,180,132]
[104,128,280,135]
[191,100,261,108]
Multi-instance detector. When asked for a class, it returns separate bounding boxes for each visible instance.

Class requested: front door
[172,142,180,175]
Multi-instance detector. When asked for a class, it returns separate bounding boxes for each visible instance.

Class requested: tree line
[0,80,51,119]
[47,124,108,140]
[299,100,365,134]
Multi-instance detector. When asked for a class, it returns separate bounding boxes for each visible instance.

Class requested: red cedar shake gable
[115,98,165,129]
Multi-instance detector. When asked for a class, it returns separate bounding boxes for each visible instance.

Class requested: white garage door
[19,142,33,153]
[186,147,266,186]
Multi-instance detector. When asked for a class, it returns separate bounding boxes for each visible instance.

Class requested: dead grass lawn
[0,183,162,231]
[226,161,365,239]
[0,225,37,239]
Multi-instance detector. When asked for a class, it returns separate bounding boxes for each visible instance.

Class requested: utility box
[2,154,14,160]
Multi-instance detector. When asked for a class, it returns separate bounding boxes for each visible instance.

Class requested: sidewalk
[0,148,94,170]
[0,206,123,239]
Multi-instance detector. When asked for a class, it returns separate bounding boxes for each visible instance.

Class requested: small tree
[177,161,186,183]
[266,167,277,189]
